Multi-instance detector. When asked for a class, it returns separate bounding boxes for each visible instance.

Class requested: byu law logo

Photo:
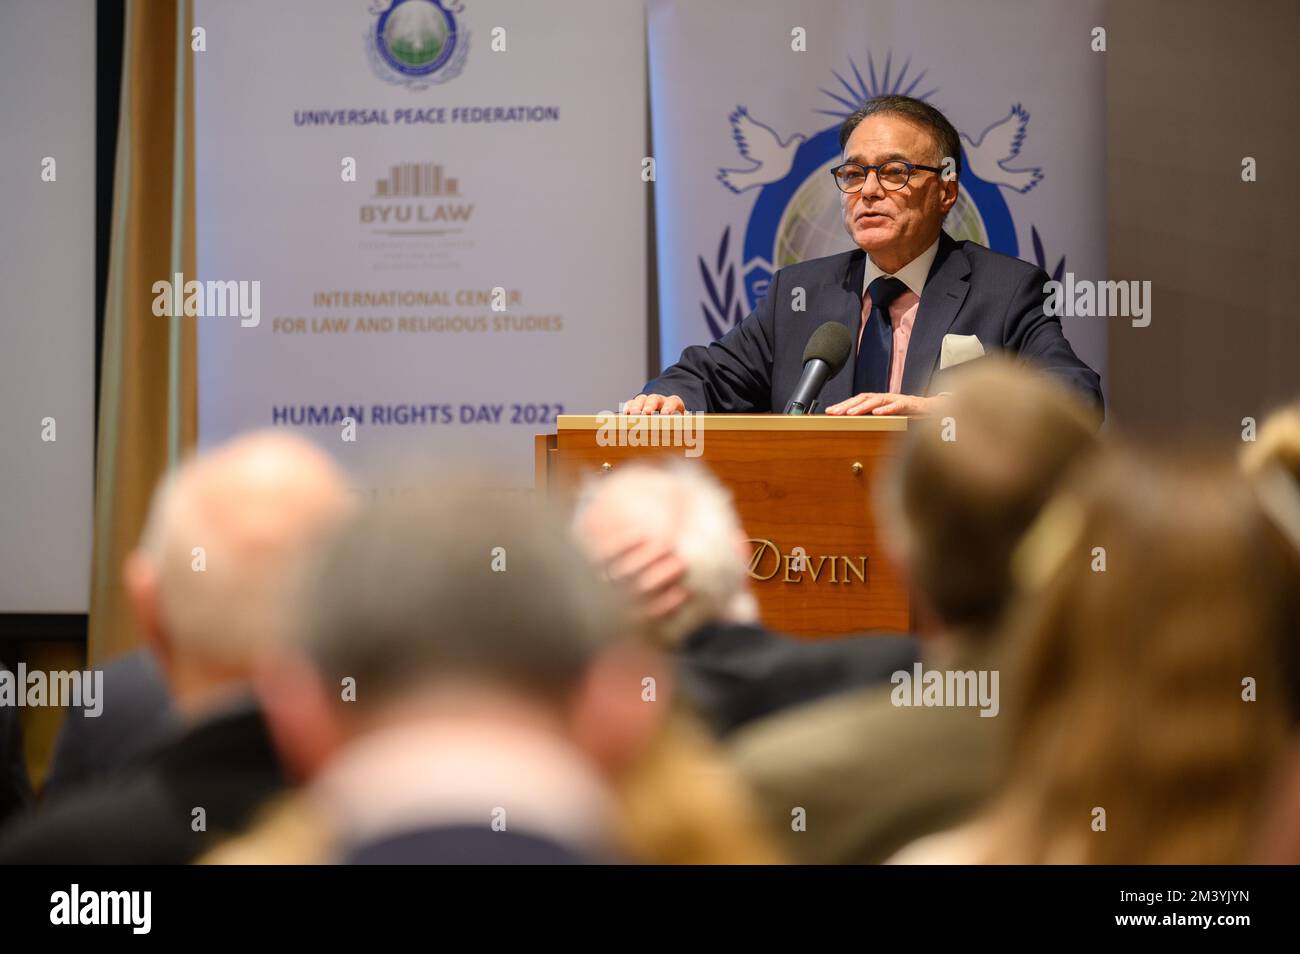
[702,53,1061,341]
[367,0,469,90]
[50,884,151,934]
[361,159,475,237]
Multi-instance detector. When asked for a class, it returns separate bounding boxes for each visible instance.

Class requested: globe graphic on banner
[383,1,450,68]
[772,158,989,269]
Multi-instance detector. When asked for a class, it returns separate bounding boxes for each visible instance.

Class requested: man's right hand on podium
[621,394,687,414]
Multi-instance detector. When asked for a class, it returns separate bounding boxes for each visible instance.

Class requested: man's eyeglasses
[831,160,945,193]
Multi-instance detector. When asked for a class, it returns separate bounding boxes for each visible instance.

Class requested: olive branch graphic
[1030,225,1066,283]
[698,227,746,341]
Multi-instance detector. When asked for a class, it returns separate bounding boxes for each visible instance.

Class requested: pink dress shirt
[857,287,921,394]
[855,238,940,394]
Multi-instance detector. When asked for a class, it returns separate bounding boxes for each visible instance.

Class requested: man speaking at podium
[624,95,1102,417]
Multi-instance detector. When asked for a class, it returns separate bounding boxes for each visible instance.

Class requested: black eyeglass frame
[830,160,946,193]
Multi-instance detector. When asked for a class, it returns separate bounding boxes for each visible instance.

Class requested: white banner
[0,0,94,612]
[648,0,1106,392]
[194,0,646,486]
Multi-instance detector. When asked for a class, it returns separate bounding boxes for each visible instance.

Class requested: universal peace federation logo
[367,0,469,89]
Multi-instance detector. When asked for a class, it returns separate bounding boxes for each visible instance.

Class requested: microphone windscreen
[802,322,853,376]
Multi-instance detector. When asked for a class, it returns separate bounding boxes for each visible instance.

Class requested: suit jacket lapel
[818,249,867,409]
[901,232,971,396]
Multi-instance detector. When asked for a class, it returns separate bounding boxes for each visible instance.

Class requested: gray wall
[1106,0,1300,439]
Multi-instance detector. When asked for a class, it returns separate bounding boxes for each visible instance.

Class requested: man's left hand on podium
[825,393,944,416]
[621,393,687,415]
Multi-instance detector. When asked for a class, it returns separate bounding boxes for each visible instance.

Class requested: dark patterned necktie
[853,275,908,395]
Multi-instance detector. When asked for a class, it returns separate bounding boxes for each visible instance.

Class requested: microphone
[784,322,853,415]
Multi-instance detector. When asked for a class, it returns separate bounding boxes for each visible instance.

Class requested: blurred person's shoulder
[730,679,1001,863]
[0,771,184,864]
[730,676,991,781]
[0,696,33,827]
[43,649,180,798]
[730,682,900,783]
[727,685,914,863]
[199,793,334,865]
[728,688,895,813]
[886,820,993,865]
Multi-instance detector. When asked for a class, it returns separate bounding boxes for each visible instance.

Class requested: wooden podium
[535,414,911,638]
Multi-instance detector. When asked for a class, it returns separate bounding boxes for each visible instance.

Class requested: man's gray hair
[573,463,756,647]
[132,432,349,667]
[839,94,962,180]
[299,478,619,705]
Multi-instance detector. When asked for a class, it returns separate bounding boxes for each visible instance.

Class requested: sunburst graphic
[813,53,939,120]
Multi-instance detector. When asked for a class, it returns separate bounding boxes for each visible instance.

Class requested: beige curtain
[89,0,197,665]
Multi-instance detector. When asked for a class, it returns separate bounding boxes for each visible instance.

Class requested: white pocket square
[939,334,986,371]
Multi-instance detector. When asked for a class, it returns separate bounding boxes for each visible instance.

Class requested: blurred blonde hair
[1241,401,1300,481]
[986,449,1300,864]
[612,714,784,864]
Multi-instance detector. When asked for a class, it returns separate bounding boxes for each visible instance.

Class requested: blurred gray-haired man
[572,462,918,737]
[0,432,351,863]
[257,480,666,864]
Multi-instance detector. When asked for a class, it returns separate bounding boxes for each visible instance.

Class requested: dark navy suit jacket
[643,232,1103,415]
[0,702,282,864]
[345,826,593,865]
[676,622,919,737]
[0,691,32,829]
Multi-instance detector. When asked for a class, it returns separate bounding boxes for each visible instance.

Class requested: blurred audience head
[1240,400,1300,863]
[262,477,666,785]
[991,448,1300,863]
[880,357,1100,641]
[1240,401,1300,720]
[1254,736,1300,864]
[125,431,350,714]
[572,462,757,647]
[1241,401,1300,482]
